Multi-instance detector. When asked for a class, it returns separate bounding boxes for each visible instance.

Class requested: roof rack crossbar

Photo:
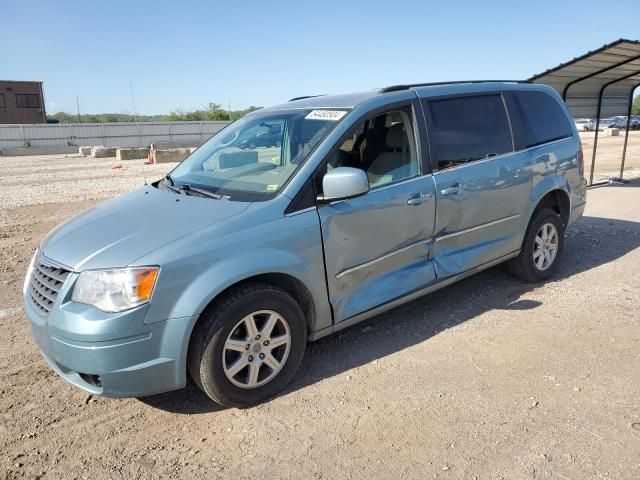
[379,80,529,93]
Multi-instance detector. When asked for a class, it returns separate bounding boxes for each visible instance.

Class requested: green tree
[632,95,640,115]
[45,102,263,123]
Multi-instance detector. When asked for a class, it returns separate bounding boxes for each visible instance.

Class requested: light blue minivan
[24,81,586,407]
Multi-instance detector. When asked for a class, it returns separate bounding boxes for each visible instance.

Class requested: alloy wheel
[222,310,291,389]
[533,223,559,271]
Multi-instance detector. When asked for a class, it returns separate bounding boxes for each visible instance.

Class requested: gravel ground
[0,153,639,479]
[579,130,640,182]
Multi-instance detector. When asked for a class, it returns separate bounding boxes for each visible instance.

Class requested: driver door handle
[441,184,460,196]
[407,192,432,206]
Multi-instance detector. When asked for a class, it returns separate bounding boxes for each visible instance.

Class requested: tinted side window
[425,94,513,170]
[507,91,572,149]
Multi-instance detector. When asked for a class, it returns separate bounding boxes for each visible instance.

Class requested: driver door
[317,101,437,322]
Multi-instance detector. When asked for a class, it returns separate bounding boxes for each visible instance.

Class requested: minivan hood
[41,187,250,270]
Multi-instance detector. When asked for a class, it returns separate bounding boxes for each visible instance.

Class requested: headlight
[72,267,159,313]
[23,248,39,295]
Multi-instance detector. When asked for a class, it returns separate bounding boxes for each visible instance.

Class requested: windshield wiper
[181,184,229,200]
[162,175,182,194]
[161,175,228,200]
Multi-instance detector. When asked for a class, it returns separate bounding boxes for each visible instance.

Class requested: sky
[2,0,639,115]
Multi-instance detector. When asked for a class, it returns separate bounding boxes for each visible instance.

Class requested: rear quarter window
[506,90,573,149]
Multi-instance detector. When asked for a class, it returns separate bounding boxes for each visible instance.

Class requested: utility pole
[129,81,137,121]
[228,99,231,118]
[75,95,81,123]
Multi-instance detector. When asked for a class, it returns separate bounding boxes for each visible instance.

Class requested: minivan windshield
[166,109,348,201]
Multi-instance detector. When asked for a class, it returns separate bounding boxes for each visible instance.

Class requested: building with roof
[0,80,46,124]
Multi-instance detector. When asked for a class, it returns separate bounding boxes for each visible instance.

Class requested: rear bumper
[24,294,196,398]
[568,181,587,226]
[569,200,586,226]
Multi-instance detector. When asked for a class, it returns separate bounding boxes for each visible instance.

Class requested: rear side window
[507,90,573,149]
[424,94,513,170]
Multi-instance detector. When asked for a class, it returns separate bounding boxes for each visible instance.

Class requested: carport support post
[589,102,603,186]
[619,88,635,179]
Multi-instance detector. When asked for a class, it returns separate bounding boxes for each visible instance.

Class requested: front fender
[139,208,332,336]
[172,248,329,329]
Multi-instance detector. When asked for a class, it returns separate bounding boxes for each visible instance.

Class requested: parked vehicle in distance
[609,116,626,129]
[24,81,587,407]
[574,118,591,131]
[609,116,640,130]
[235,122,283,149]
[586,118,618,131]
[598,118,616,129]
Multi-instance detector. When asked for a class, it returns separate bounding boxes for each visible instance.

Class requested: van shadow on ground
[140,209,640,414]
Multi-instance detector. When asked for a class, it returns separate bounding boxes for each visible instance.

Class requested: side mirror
[318,167,369,203]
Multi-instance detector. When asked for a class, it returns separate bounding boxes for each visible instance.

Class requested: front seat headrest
[386,124,405,150]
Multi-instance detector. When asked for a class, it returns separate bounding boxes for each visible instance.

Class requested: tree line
[47,103,262,123]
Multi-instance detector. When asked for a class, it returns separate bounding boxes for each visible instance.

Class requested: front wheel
[188,283,307,407]
[509,208,564,283]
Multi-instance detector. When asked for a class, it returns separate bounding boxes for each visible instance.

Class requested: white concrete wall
[0,121,230,149]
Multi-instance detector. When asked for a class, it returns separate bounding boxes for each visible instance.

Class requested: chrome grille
[28,258,71,317]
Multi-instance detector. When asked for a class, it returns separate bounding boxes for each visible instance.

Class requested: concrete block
[606,128,619,137]
[91,146,118,158]
[152,148,191,164]
[116,147,150,161]
[0,146,78,157]
[151,141,200,150]
[79,146,92,156]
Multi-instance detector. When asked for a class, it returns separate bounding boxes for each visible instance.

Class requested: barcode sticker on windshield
[305,110,347,121]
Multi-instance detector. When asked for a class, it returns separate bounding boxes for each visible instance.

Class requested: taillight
[577,143,584,179]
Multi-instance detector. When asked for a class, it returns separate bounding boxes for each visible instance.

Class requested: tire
[275,140,281,148]
[249,142,256,149]
[188,283,307,408]
[508,208,564,283]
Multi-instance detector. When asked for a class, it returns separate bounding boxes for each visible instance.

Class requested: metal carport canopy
[529,38,640,118]
[529,38,640,184]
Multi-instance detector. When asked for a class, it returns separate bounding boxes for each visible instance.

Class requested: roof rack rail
[288,95,325,102]
[379,80,529,93]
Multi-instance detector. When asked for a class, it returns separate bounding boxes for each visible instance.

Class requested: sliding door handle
[407,192,432,205]
[440,185,460,196]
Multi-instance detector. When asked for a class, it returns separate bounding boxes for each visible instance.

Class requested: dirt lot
[1,153,639,479]
[579,130,640,182]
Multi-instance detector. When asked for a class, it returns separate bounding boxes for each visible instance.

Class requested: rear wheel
[509,208,564,283]
[188,283,306,407]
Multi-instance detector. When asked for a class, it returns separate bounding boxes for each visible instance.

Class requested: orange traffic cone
[145,149,154,165]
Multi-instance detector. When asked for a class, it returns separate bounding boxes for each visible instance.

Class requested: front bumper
[24,289,196,398]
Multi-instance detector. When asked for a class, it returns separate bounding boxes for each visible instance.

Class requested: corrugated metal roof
[530,39,640,118]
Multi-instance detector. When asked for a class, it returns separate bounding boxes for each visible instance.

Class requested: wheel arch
[532,188,571,228]
[197,272,317,335]
[183,271,317,386]
[530,176,571,228]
